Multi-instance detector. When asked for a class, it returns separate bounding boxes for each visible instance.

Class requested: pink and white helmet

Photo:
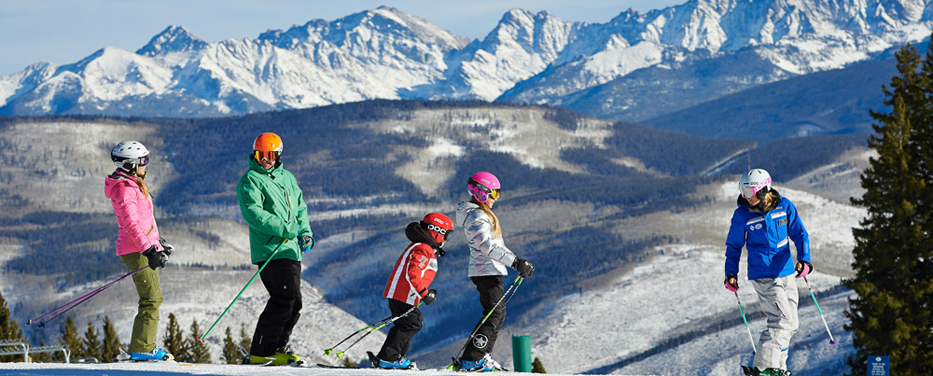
[468,172,501,204]
[738,169,772,199]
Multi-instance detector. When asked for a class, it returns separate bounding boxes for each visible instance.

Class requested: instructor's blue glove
[300,235,313,254]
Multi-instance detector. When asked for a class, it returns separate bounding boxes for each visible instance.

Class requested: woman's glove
[142,245,170,270]
[795,261,812,278]
[724,276,739,292]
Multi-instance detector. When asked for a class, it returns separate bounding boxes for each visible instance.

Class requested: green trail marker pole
[512,335,532,372]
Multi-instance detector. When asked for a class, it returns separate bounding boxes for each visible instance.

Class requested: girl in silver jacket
[454,172,535,371]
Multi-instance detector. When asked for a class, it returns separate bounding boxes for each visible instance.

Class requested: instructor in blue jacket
[723,169,812,376]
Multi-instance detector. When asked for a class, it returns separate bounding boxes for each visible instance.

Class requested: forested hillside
[0,100,867,362]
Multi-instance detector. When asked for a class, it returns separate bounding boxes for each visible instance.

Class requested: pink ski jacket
[105,170,161,256]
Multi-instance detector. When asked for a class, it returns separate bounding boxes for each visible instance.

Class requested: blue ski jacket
[725,190,810,280]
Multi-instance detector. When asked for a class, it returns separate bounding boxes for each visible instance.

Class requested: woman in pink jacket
[105,141,174,362]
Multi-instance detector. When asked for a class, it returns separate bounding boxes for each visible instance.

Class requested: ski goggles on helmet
[740,178,771,199]
[137,156,149,166]
[254,150,281,162]
[469,183,500,202]
[423,223,454,241]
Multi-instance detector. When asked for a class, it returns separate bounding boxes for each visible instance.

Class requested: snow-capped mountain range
[1,0,931,119]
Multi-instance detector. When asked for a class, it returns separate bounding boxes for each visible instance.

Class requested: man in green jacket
[237,132,313,365]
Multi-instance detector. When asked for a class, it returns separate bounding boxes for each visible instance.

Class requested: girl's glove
[511,258,535,278]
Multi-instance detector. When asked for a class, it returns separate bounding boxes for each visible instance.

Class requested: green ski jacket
[237,156,312,264]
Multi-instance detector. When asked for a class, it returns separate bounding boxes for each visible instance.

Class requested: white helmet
[738,169,771,199]
[111,141,150,170]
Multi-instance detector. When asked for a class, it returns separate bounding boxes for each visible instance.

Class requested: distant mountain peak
[136,25,207,57]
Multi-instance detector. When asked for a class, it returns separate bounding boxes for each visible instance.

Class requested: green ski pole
[326,302,423,359]
[196,238,288,348]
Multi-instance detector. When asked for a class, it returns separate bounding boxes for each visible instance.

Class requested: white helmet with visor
[111,141,150,170]
[738,169,771,199]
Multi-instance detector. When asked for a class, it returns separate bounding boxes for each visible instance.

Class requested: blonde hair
[761,190,778,212]
[131,167,150,198]
[750,190,779,212]
[471,197,501,237]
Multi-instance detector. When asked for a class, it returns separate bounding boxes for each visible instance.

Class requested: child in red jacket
[369,213,454,369]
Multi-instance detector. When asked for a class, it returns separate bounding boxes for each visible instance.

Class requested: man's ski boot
[120,346,174,362]
[742,366,791,376]
[368,351,416,369]
[459,354,505,372]
[244,346,303,366]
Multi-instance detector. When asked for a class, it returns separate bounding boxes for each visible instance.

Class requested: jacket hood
[405,222,445,256]
[736,188,782,212]
[104,170,138,198]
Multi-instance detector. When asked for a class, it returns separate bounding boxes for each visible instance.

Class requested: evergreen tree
[0,291,24,362]
[189,319,211,363]
[845,38,933,376]
[83,319,102,362]
[222,327,242,364]
[532,357,547,373]
[0,291,23,340]
[101,316,121,363]
[31,341,51,363]
[162,313,190,362]
[59,316,84,359]
[238,323,251,355]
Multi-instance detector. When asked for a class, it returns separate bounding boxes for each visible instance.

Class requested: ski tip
[26,319,33,326]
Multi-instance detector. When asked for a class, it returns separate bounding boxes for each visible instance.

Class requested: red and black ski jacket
[383,222,444,305]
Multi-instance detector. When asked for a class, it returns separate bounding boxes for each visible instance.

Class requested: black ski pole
[326,302,423,359]
[28,266,148,328]
[451,276,524,365]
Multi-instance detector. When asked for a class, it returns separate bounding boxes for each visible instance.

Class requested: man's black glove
[421,289,437,305]
[142,244,169,270]
[511,258,535,278]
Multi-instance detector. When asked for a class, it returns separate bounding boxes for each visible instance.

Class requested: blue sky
[0,0,685,76]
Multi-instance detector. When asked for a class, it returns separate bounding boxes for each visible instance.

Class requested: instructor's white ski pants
[751,275,799,370]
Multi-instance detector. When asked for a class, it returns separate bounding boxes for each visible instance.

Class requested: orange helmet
[253,132,283,163]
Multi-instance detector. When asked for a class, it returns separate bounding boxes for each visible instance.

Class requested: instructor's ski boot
[459,354,505,372]
[127,347,174,361]
[368,351,416,369]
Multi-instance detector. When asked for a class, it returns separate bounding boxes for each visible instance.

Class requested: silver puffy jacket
[456,201,517,277]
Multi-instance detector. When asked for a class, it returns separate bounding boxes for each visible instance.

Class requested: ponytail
[471,196,501,237]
